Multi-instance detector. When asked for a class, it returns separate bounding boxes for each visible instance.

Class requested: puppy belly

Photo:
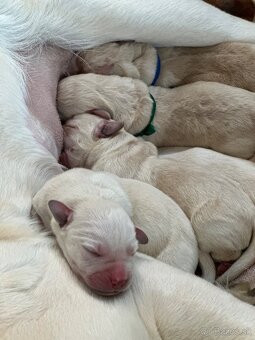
[24,46,72,158]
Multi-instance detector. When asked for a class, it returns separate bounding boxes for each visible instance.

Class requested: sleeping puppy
[3,0,255,337]
[58,74,255,159]
[60,113,255,285]
[33,171,148,296]
[33,168,199,281]
[71,41,255,91]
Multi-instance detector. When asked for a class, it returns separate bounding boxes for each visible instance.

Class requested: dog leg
[1,0,255,51]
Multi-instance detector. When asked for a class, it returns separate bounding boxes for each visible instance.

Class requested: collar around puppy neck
[151,53,161,86]
[134,93,157,137]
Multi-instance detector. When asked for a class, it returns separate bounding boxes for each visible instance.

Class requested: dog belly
[25,46,72,158]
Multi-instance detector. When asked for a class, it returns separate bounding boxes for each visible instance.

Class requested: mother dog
[1,1,255,339]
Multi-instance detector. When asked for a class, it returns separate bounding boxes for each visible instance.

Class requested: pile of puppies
[33,40,255,301]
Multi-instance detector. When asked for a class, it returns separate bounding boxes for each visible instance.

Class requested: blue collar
[151,53,161,86]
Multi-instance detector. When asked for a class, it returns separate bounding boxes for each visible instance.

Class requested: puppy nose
[111,278,129,290]
[86,262,131,295]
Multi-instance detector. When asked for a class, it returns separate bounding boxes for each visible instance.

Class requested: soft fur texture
[73,41,255,91]
[1,0,255,337]
[58,73,255,159]
[3,245,255,340]
[33,170,140,296]
[34,168,199,275]
[61,113,255,286]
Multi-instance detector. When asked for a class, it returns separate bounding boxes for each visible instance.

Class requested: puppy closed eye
[83,246,102,257]
[65,122,79,130]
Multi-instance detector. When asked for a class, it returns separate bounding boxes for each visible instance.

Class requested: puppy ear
[135,227,149,245]
[94,119,124,139]
[48,200,73,228]
[87,109,111,120]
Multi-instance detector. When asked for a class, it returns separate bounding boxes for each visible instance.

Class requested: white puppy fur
[61,113,255,284]
[34,168,199,276]
[33,175,140,296]
[58,73,255,159]
[1,0,255,337]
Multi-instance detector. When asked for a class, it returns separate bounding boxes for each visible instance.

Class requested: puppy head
[77,42,142,75]
[61,113,124,168]
[48,198,148,295]
[77,43,120,74]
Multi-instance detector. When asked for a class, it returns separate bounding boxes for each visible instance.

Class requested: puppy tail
[198,250,216,283]
[217,226,255,286]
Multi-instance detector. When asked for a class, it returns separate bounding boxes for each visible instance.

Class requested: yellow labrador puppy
[71,41,255,91]
[34,168,199,279]
[58,73,255,159]
[60,113,255,285]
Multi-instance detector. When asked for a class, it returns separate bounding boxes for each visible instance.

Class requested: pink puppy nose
[111,277,129,290]
[87,262,131,295]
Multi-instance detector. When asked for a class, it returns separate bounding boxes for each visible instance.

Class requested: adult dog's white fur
[62,113,255,284]
[58,73,255,159]
[3,248,255,339]
[1,0,255,338]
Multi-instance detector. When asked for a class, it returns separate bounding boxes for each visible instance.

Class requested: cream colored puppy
[33,168,199,278]
[58,74,255,159]
[33,172,148,296]
[72,41,255,91]
[3,1,255,337]
[61,113,255,285]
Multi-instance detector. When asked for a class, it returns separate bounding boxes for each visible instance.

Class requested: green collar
[134,93,157,137]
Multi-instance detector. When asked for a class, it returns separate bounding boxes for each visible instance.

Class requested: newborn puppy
[61,113,255,285]
[58,74,255,159]
[33,173,148,296]
[35,168,200,275]
[71,41,255,91]
[70,168,199,272]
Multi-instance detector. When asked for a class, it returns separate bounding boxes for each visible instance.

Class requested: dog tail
[198,250,216,283]
[217,225,255,286]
